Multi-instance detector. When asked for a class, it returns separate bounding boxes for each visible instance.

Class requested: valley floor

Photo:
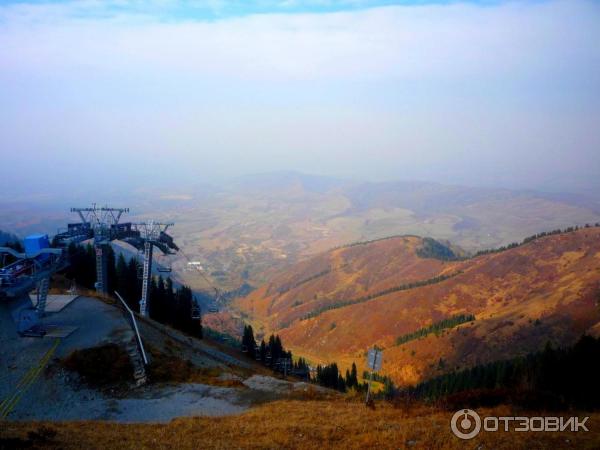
[1,400,599,449]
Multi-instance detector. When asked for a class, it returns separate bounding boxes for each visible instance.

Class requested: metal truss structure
[0,244,69,336]
[54,204,131,296]
[120,221,179,317]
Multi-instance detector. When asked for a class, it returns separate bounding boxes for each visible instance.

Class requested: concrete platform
[43,325,79,338]
[29,294,79,313]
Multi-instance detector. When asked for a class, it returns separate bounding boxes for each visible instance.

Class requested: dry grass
[146,346,246,388]
[1,400,599,449]
[60,343,247,389]
[235,228,600,386]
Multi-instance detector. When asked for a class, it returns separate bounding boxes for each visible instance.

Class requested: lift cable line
[177,248,221,315]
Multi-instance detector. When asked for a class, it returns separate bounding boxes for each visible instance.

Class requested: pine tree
[148,277,158,319]
[126,257,141,311]
[273,335,283,363]
[115,253,128,299]
[259,340,267,364]
[242,325,256,359]
[165,277,175,325]
[268,335,277,367]
[383,378,395,400]
[156,275,166,321]
[338,374,347,392]
[350,362,358,388]
[106,245,117,296]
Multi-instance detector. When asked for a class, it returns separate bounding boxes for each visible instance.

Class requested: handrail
[114,291,148,365]
[0,247,63,259]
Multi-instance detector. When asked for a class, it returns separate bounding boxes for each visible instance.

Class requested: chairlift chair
[67,280,77,295]
[157,252,172,273]
[191,296,201,320]
[207,288,220,313]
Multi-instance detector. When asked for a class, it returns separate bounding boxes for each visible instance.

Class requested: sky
[1,0,599,197]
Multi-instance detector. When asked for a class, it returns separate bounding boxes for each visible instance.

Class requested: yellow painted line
[2,340,60,417]
[2,350,53,416]
[0,339,60,418]
[0,338,60,419]
[0,362,38,414]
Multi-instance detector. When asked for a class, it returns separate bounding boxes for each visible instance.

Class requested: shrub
[62,344,133,386]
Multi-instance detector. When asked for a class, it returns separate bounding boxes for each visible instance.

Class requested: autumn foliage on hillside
[234,227,600,387]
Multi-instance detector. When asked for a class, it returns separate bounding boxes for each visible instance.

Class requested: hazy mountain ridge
[2,173,600,293]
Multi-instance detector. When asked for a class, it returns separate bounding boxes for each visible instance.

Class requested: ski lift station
[0,204,204,336]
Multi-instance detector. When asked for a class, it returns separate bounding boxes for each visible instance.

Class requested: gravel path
[10,372,250,422]
[109,384,248,422]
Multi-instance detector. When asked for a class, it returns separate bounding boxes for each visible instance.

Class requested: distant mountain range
[168,172,600,290]
[2,172,600,292]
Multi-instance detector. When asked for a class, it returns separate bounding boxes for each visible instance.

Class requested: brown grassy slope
[235,235,461,331]
[202,310,246,338]
[235,228,600,386]
[2,400,599,449]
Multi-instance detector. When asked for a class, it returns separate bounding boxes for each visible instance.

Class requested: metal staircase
[35,276,50,316]
[94,243,108,295]
[124,335,147,386]
[115,291,148,387]
[139,241,153,317]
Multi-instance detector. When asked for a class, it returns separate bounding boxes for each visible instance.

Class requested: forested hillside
[233,226,600,387]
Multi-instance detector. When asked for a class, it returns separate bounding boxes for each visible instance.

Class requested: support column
[94,242,108,296]
[36,276,50,317]
[139,241,153,317]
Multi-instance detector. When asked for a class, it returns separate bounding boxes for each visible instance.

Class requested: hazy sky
[1,0,599,196]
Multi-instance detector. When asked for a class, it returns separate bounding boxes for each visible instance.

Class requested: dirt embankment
[1,295,335,423]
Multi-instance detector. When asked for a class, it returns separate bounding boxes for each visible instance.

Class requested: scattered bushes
[62,344,133,386]
[146,350,244,387]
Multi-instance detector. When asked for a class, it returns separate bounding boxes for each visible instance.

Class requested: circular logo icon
[451,409,481,439]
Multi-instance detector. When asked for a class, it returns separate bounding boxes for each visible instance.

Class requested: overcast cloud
[1,0,599,196]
